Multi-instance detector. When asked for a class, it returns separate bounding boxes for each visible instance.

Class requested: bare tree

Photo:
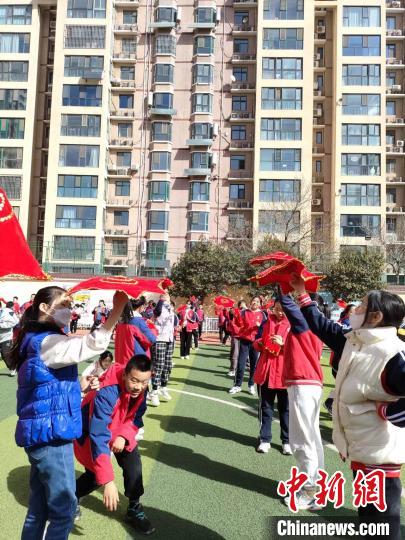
[384,218,405,284]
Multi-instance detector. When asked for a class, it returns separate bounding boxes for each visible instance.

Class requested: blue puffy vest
[15,331,82,448]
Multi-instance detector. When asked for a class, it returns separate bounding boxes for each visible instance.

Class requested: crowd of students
[1,281,405,539]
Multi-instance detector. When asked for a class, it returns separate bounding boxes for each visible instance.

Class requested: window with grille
[64,25,106,48]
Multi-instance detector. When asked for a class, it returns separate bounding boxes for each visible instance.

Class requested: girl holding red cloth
[253,301,291,455]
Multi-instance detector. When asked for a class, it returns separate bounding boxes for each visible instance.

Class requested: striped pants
[151,341,174,390]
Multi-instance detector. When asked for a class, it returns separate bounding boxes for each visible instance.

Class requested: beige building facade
[0,0,404,278]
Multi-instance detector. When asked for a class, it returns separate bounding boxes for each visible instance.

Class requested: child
[10,286,127,540]
[80,350,114,394]
[290,277,405,538]
[74,356,154,535]
[253,301,291,455]
[227,300,246,377]
[179,303,198,359]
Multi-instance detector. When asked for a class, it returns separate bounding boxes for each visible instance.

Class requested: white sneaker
[248,385,256,396]
[229,385,242,394]
[256,442,271,453]
[135,427,145,441]
[185,355,190,359]
[284,490,321,511]
[9,369,17,377]
[282,443,292,455]
[159,387,172,401]
[195,347,199,351]
[180,356,185,360]
[149,390,160,407]
[227,370,235,377]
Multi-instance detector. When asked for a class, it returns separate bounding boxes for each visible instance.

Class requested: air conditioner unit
[313,199,322,206]
[397,118,405,123]
[393,84,402,91]
[315,108,322,117]
[216,8,221,22]
[387,145,394,152]
[315,53,321,60]
[211,152,218,167]
[395,146,404,153]
[314,60,320,68]
[396,140,404,147]
[147,92,153,106]
[176,7,181,22]
[50,21,56,29]
[317,25,326,33]
[212,123,219,137]
[392,1,401,7]
[141,241,147,254]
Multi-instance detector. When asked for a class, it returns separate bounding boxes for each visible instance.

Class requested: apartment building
[0,0,404,278]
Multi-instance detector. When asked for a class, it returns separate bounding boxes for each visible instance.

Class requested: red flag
[68,276,167,297]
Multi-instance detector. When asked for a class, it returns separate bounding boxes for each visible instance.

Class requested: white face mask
[349,312,365,331]
[52,307,72,328]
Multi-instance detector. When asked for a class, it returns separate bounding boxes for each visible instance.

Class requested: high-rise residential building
[0,0,404,279]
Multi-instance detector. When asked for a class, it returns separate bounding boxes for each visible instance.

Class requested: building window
[62,84,102,107]
[263,0,304,20]
[64,55,104,77]
[115,180,130,196]
[234,39,249,54]
[387,71,396,88]
[231,125,246,140]
[387,100,396,116]
[111,239,128,256]
[57,175,98,198]
[192,93,212,113]
[259,179,300,202]
[60,114,101,137]
[315,160,322,173]
[121,38,136,54]
[64,25,106,48]
[150,151,171,171]
[188,211,209,232]
[341,184,380,206]
[191,123,213,140]
[116,152,131,167]
[260,149,301,172]
[120,66,135,80]
[261,118,301,140]
[153,92,173,109]
[342,124,380,145]
[123,11,137,24]
[0,33,30,53]
[315,131,323,145]
[343,7,380,27]
[194,35,214,55]
[53,236,95,260]
[232,96,247,111]
[259,210,300,234]
[234,11,249,25]
[342,64,380,86]
[341,154,381,176]
[263,28,303,50]
[192,64,213,85]
[342,94,380,115]
[0,5,32,25]
[118,123,132,138]
[146,240,167,260]
[261,87,302,110]
[154,64,174,83]
[59,145,100,167]
[342,35,380,56]
[56,205,96,228]
[0,147,22,168]
[155,7,176,22]
[151,122,172,142]
[387,188,396,204]
[262,57,302,80]
[114,210,129,226]
[230,155,246,170]
[155,35,176,55]
[340,214,380,237]
[119,94,134,109]
[233,67,248,81]
[387,44,396,59]
[191,152,211,169]
[195,7,215,23]
[190,181,210,201]
[0,175,21,199]
[67,0,106,18]
[0,118,24,139]
[0,89,26,110]
[147,210,169,231]
[148,181,170,201]
[229,184,245,199]
[0,61,28,82]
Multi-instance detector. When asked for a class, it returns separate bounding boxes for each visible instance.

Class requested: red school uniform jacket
[74,364,144,485]
[253,314,291,389]
[236,309,266,343]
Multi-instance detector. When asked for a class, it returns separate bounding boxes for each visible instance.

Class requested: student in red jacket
[179,303,198,359]
[253,301,291,455]
[227,300,246,377]
[74,356,154,535]
[229,297,266,395]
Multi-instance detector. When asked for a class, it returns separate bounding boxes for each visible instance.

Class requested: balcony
[387,29,404,38]
[111,79,136,90]
[229,112,255,122]
[149,107,177,116]
[114,0,139,5]
[228,171,253,180]
[109,109,135,119]
[387,176,405,183]
[386,1,405,10]
[114,24,138,34]
[232,0,257,6]
[232,25,256,35]
[386,58,404,67]
[104,258,129,267]
[109,138,133,149]
[312,175,324,185]
[189,21,216,30]
[313,59,325,69]
[112,52,137,62]
[386,116,405,125]
[230,82,255,93]
[386,85,404,94]
[387,206,405,213]
[107,166,136,177]
[227,200,253,210]
[312,146,325,155]
[142,258,170,269]
[229,141,254,151]
[313,89,325,98]
[106,198,133,207]
[104,229,130,237]
[186,138,213,147]
[231,54,256,64]
[184,167,211,176]
[386,144,405,155]
[149,21,176,30]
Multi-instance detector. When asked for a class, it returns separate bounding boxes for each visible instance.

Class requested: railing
[230,112,254,119]
[112,52,136,60]
[109,138,133,146]
[228,171,253,179]
[387,29,403,36]
[232,53,256,61]
[233,25,256,32]
[230,82,255,90]
[106,198,133,206]
[111,79,136,88]
[114,24,138,32]
[228,200,253,209]
[386,58,404,65]
[109,109,135,117]
[229,141,254,149]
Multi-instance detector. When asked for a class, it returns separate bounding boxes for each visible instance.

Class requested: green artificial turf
[0,343,404,539]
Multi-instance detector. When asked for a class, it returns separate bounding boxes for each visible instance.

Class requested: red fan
[250,258,324,294]
[0,188,49,281]
[68,276,167,297]
[214,295,235,308]
[337,298,348,309]
[250,251,294,266]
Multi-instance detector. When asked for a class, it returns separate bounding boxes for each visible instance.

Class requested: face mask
[349,312,365,331]
[52,308,72,328]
